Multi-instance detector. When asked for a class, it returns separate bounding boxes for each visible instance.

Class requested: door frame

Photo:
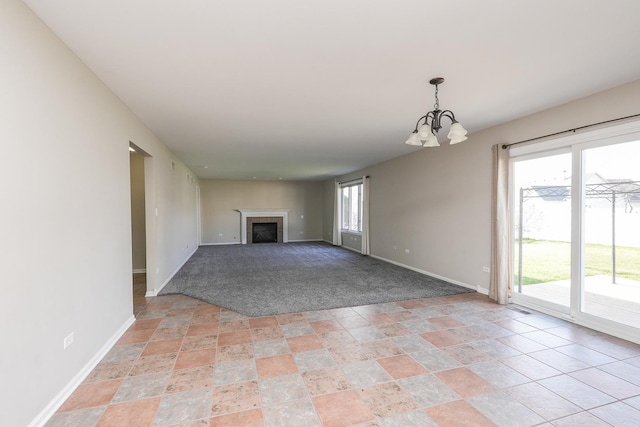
[508,120,640,344]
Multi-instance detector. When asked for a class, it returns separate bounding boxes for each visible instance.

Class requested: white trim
[477,286,490,296]
[143,154,157,312]
[369,254,478,292]
[196,185,201,246]
[512,296,639,345]
[199,242,242,246]
[237,209,289,244]
[340,178,364,187]
[341,245,362,254]
[132,268,146,274]
[575,312,640,345]
[28,315,136,427]
[147,246,198,296]
[200,240,323,245]
[511,293,572,318]
[570,145,584,319]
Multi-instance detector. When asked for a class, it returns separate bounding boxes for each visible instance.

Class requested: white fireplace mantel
[238,209,289,244]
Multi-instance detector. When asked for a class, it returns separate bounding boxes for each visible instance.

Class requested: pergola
[516,180,640,290]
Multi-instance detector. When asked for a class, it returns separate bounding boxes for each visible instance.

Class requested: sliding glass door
[581,140,640,329]
[510,123,640,342]
[512,152,572,312]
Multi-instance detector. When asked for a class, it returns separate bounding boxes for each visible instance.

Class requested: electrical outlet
[483,266,490,273]
[64,332,74,350]
[405,249,410,254]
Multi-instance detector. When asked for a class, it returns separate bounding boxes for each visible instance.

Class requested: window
[341,183,362,232]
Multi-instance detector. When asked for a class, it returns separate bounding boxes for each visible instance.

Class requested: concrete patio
[518,275,640,327]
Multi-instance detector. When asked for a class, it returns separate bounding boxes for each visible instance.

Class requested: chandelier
[405,77,468,147]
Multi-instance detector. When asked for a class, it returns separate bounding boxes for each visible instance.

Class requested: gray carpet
[159,242,474,317]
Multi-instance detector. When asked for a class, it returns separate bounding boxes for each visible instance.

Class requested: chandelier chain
[433,83,440,111]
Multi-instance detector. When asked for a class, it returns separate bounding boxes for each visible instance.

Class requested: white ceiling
[23,0,640,181]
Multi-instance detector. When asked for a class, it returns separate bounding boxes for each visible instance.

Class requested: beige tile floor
[46,291,640,426]
[133,273,147,298]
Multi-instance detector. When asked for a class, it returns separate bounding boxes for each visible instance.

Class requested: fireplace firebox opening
[252,222,278,243]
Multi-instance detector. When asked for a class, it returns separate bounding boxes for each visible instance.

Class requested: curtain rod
[338,176,369,185]
[501,113,640,149]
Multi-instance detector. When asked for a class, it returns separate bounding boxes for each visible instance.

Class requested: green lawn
[515,239,640,285]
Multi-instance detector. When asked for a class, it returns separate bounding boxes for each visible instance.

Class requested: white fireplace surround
[238,209,289,244]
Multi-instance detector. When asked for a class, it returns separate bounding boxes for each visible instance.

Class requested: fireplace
[238,209,289,244]
[252,222,277,243]
[246,216,284,243]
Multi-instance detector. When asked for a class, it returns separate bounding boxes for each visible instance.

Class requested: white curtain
[332,179,342,246]
[361,176,370,255]
[489,144,512,304]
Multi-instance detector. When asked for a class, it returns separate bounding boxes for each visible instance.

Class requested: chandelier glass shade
[405,77,468,147]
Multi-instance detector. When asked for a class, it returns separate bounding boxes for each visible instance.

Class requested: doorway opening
[130,142,148,300]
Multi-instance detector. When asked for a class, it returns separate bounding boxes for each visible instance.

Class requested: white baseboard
[199,242,241,246]
[201,240,323,245]
[476,286,490,295]
[132,268,146,274]
[29,315,136,427]
[341,245,362,254]
[369,254,478,292]
[148,246,199,296]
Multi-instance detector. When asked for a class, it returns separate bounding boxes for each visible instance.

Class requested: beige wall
[326,79,640,292]
[130,152,146,271]
[342,232,363,252]
[200,180,324,244]
[0,1,199,425]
